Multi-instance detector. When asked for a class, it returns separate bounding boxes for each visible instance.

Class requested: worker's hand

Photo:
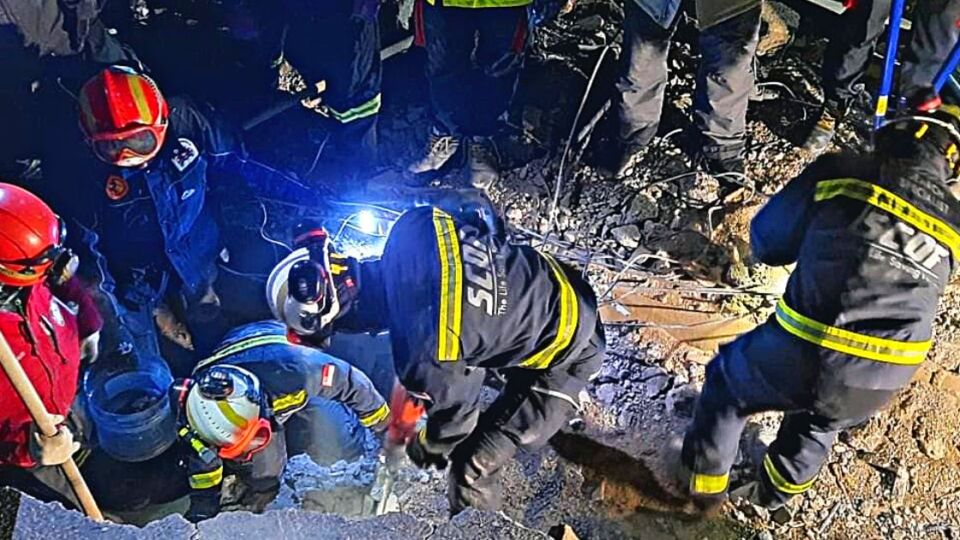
[29,416,80,466]
[406,431,447,470]
[80,331,100,364]
[560,0,576,15]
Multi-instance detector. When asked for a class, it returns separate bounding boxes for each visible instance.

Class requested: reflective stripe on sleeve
[189,466,224,490]
[690,472,729,495]
[271,390,308,415]
[432,208,463,362]
[518,254,579,369]
[326,93,381,124]
[814,178,960,261]
[774,299,930,365]
[358,403,390,427]
[762,454,815,495]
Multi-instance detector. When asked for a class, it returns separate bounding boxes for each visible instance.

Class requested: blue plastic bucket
[84,359,176,463]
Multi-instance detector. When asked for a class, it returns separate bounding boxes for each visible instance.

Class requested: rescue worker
[221,0,382,183]
[678,104,960,512]
[600,0,761,180]
[0,183,103,508]
[406,0,531,189]
[38,65,253,368]
[173,320,389,521]
[804,0,960,153]
[266,208,605,514]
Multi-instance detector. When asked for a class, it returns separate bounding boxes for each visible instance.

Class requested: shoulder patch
[105,175,129,200]
[171,138,200,172]
[321,364,336,387]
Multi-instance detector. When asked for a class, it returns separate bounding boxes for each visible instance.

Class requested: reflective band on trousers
[359,403,390,427]
[762,454,815,495]
[775,299,930,365]
[193,335,292,373]
[690,472,729,495]
[814,178,960,261]
[433,208,463,362]
[327,93,382,124]
[190,466,224,490]
[518,254,580,370]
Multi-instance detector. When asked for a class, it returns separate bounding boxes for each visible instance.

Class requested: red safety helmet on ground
[78,65,169,167]
[0,183,75,287]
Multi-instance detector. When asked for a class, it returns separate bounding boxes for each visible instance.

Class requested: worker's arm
[299,352,390,430]
[179,427,225,522]
[750,162,824,266]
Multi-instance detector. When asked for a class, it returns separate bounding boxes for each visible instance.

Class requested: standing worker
[803,0,960,154]
[0,183,103,508]
[407,0,531,189]
[267,208,605,514]
[678,105,960,512]
[172,320,389,521]
[600,0,761,181]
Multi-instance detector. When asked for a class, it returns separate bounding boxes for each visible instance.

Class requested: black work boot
[409,126,461,174]
[467,136,500,190]
[803,107,838,155]
[595,138,649,179]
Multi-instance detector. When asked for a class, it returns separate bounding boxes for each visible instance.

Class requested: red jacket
[0,279,102,468]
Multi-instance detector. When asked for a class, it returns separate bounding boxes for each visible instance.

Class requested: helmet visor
[91,127,160,165]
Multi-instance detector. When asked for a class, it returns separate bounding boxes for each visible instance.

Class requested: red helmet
[78,66,169,167]
[0,184,69,287]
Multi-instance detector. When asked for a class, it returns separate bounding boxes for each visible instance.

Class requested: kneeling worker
[267,207,606,515]
[679,105,960,512]
[173,320,389,521]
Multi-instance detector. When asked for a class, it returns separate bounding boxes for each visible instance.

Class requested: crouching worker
[267,207,606,515]
[0,184,103,507]
[172,320,389,521]
[679,105,960,513]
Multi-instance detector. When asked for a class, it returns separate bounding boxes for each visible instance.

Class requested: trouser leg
[0,464,80,510]
[900,0,960,100]
[821,0,891,107]
[694,7,760,162]
[448,369,581,514]
[284,397,365,465]
[469,7,525,137]
[682,323,816,498]
[615,1,676,145]
[423,5,477,135]
[759,386,896,506]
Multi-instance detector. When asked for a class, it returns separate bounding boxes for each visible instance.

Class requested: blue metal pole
[934,38,960,94]
[874,0,907,129]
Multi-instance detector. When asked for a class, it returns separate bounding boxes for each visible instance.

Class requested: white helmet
[185,365,270,459]
[265,247,341,336]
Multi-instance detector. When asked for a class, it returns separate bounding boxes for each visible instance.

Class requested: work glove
[29,416,81,466]
[80,331,100,364]
[406,431,448,470]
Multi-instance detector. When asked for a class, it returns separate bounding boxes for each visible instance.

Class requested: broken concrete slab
[7,489,557,540]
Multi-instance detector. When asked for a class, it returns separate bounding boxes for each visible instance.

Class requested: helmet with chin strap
[877,104,960,181]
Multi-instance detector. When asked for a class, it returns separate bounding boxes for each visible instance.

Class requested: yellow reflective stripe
[814,178,960,261]
[690,472,729,495]
[190,466,224,490]
[762,455,815,495]
[180,427,211,456]
[519,254,579,370]
[126,75,152,123]
[358,403,390,427]
[194,335,292,373]
[433,208,463,362]
[271,390,307,414]
[216,400,248,429]
[775,299,930,365]
[439,0,532,7]
[327,93,381,123]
